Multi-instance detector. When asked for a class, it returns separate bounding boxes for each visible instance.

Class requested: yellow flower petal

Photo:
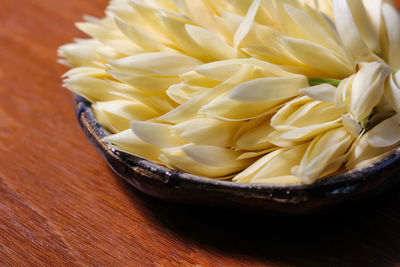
[160,145,253,177]
[233,144,308,183]
[229,75,308,102]
[103,129,161,162]
[93,100,161,132]
[172,118,242,147]
[130,121,186,148]
[294,127,354,183]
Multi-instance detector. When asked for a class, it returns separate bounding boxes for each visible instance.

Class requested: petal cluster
[59,0,400,184]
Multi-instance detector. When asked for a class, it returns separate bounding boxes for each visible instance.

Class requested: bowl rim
[74,94,400,205]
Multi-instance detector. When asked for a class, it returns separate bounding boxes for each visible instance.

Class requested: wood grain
[1,0,400,266]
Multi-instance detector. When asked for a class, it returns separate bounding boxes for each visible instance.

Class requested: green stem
[308,78,342,87]
[392,69,398,74]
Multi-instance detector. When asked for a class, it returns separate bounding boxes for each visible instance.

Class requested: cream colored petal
[342,114,362,137]
[284,4,348,60]
[103,129,161,162]
[194,58,293,82]
[233,0,260,48]
[182,145,250,168]
[180,71,220,87]
[242,46,302,66]
[160,145,253,178]
[93,100,161,132]
[150,0,180,12]
[280,120,342,142]
[200,92,283,121]
[234,144,308,183]
[58,41,105,67]
[63,67,109,79]
[301,2,336,37]
[332,0,380,61]
[63,77,129,102]
[368,99,396,128]
[236,147,278,160]
[382,3,400,69]
[114,17,175,52]
[271,97,342,135]
[271,96,313,131]
[185,24,242,60]
[346,122,400,169]
[367,115,400,147]
[178,0,221,33]
[233,148,289,183]
[76,22,126,43]
[235,117,275,151]
[129,0,171,37]
[159,64,254,123]
[299,84,336,103]
[150,96,177,112]
[172,118,242,147]
[103,39,141,55]
[229,76,309,102]
[334,75,354,109]
[279,36,354,77]
[350,62,390,120]
[130,121,186,148]
[268,130,304,148]
[294,127,354,184]
[95,45,126,60]
[102,79,164,107]
[158,90,214,123]
[194,60,243,81]
[108,52,202,76]
[384,72,400,114]
[108,71,181,95]
[350,0,381,52]
[107,3,141,26]
[218,11,243,38]
[266,0,304,38]
[166,83,208,104]
[362,0,383,38]
[157,13,210,60]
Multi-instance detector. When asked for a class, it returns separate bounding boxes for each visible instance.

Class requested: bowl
[73,95,400,214]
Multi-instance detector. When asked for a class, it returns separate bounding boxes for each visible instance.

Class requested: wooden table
[1,1,400,266]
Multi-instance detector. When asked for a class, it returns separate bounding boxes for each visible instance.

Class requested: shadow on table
[113,170,400,267]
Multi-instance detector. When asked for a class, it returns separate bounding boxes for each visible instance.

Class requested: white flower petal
[185,24,241,60]
[130,121,186,147]
[350,62,390,120]
[367,115,400,147]
[382,3,400,69]
[294,127,354,183]
[332,0,380,61]
[160,145,253,177]
[279,36,354,77]
[229,75,309,102]
[103,129,161,162]
[233,0,261,48]
[384,72,400,114]
[108,52,202,76]
[172,118,242,147]
[234,144,308,183]
[299,84,336,103]
[93,100,161,132]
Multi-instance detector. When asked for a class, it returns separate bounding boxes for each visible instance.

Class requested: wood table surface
[2,0,400,266]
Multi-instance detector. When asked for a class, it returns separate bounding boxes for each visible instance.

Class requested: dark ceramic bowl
[74,95,400,214]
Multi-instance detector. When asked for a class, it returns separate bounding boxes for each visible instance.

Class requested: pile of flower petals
[59,0,400,184]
